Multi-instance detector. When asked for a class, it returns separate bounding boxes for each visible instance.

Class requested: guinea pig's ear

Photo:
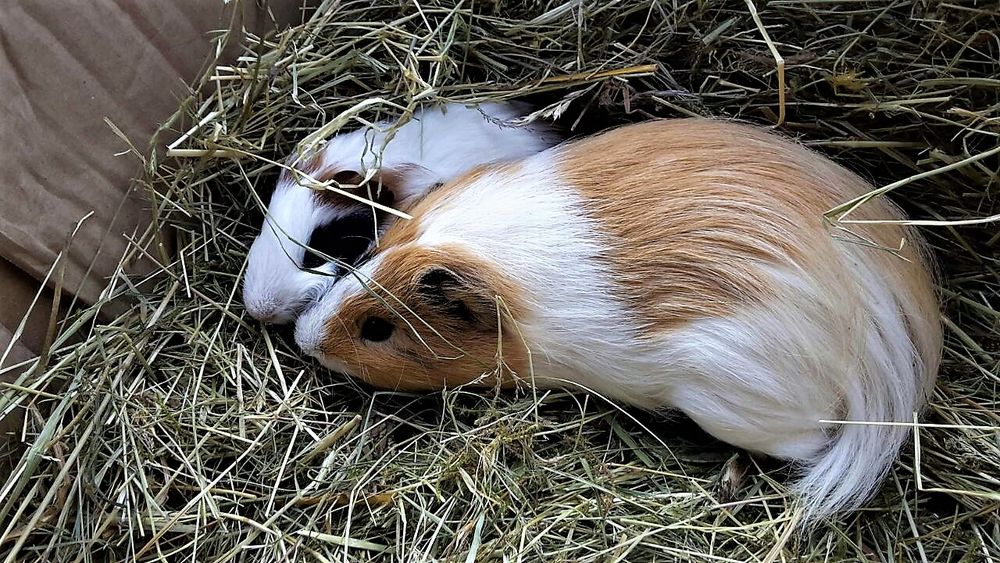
[416,267,496,327]
[316,166,437,209]
[328,170,366,186]
[295,168,392,211]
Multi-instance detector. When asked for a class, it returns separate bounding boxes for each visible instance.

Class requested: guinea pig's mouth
[314,354,354,377]
[293,317,355,376]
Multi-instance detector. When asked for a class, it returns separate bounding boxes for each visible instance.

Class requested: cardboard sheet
[0,1,306,356]
[0,2,308,462]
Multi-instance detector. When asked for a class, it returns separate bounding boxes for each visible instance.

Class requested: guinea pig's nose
[257,312,280,324]
[245,299,294,325]
[294,334,320,358]
[293,313,326,358]
[245,304,272,323]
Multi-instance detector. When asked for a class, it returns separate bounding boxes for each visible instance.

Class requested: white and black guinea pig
[294,118,942,524]
[242,102,561,324]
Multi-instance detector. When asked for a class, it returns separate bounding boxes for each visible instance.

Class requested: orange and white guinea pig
[294,118,942,523]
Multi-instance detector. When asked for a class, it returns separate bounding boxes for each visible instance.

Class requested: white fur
[296,147,939,524]
[243,102,561,324]
[294,255,384,364]
[663,260,935,519]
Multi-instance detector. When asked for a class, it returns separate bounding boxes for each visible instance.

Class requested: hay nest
[3,1,998,561]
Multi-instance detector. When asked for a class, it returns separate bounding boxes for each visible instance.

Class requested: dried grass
[2,1,998,561]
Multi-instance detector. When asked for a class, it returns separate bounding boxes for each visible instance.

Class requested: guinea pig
[293,118,942,524]
[242,101,562,324]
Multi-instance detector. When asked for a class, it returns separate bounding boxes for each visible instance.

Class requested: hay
[2,0,999,561]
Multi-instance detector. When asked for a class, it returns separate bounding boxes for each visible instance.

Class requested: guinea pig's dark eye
[360,316,394,342]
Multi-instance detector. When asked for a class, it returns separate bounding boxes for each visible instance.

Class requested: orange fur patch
[559,118,935,334]
[321,244,531,390]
